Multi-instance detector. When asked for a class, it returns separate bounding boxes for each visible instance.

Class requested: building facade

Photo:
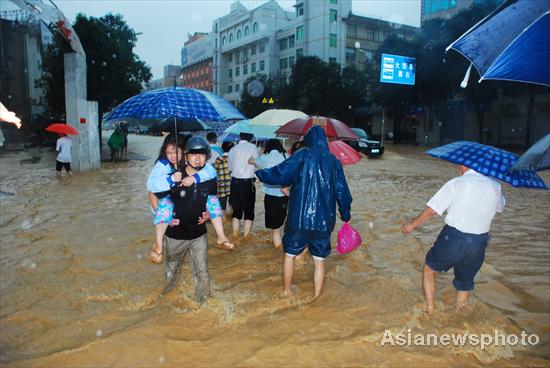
[182,32,213,91]
[0,11,48,129]
[421,0,499,23]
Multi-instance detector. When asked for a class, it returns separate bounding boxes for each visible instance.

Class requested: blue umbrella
[426,141,548,189]
[447,0,550,86]
[104,87,245,124]
[511,133,550,171]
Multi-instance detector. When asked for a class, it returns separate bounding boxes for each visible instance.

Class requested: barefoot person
[401,164,505,314]
[256,126,352,299]
[228,132,260,238]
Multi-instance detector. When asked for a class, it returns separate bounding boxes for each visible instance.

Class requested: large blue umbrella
[446,0,550,86]
[104,87,246,125]
[426,141,548,189]
[511,133,550,171]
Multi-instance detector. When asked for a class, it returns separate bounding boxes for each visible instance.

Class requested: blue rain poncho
[256,125,352,232]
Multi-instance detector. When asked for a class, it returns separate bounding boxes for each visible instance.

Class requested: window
[279,38,288,51]
[330,0,337,3]
[288,35,295,48]
[237,29,241,39]
[244,26,249,36]
[242,48,248,57]
[251,62,256,73]
[279,58,288,70]
[289,56,295,67]
[347,24,357,38]
[253,22,258,33]
[364,50,374,62]
[235,66,240,77]
[228,53,232,62]
[227,84,233,93]
[346,47,356,64]
[243,64,248,75]
[366,29,374,41]
[222,36,227,45]
[296,2,304,16]
[296,48,303,58]
[329,57,337,63]
[250,46,256,55]
[229,33,234,42]
[329,33,337,47]
[330,9,337,23]
[259,43,265,53]
[228,68,233,79]
[235,83,240,92]
[296,26,304,41]
[259,60,265,71]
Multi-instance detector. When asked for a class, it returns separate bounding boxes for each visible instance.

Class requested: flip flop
[215,240,235,251]
[150,248,163,264]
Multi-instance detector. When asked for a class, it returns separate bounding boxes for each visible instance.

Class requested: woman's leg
[207,195,234,250]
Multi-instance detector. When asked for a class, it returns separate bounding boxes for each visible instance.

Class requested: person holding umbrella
[55,133,73,177]
[401,165,505,315]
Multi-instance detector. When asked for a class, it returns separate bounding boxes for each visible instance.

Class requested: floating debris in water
[368,222,374,229]
[137,254,143,260]
[22,259,35,268]
[96,329,103,337]
[21,220,32,230]
[0,191,14,200]
[158,356,165,363]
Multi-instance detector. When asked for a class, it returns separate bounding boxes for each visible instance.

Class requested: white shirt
[56,137,72,163]
[427,169,505,234]
[228,140,259,179]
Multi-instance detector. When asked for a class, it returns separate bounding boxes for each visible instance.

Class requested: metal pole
[381,106,385,146]
[174,115,178,170]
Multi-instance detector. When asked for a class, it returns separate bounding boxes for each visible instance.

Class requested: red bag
[336,223,362,254]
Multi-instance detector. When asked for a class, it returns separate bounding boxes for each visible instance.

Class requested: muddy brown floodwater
[1,134,549,367]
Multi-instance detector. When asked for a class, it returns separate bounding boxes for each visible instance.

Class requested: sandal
[215,240,235,251]
[150,247,163,264]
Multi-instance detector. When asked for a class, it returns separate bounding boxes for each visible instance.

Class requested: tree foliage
[239,56,368,125]
[39,13,151,124]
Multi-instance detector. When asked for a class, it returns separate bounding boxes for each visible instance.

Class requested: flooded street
[1,134,549,367]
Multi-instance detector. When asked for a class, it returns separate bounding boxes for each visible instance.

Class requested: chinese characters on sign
[380,53,416,86]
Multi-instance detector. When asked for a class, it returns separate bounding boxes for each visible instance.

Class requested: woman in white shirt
[249,139,288,248]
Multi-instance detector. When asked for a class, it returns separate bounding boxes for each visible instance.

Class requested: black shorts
[264,194,288,229]
[229,178,255,220]
[56,160,71,172]
[219,196,228,211]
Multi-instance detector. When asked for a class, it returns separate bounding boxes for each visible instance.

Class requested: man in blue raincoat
[256,126,352,299]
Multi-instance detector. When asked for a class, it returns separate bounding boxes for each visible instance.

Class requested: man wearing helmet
[162,136,219,304]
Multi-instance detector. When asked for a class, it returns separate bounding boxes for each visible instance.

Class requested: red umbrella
[45,123,79,135]
[275,116,357,140]
[328,140,361,165]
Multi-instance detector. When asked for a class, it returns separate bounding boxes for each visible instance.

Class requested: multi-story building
[0,10,48,129]
[343,13,418,71]
[146,64,184,90]
[182,32,213,91]
[421,0,499,23]
[211,0,351,106]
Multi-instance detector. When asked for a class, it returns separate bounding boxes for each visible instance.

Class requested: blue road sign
[380,53,416,85]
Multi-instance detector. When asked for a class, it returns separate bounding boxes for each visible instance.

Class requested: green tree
[39,13,151,142]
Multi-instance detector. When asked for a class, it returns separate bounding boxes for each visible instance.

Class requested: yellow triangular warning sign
[262,98,268,103]
[268,98,275,104]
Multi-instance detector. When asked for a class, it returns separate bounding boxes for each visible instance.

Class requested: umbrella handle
[174,115,178,170]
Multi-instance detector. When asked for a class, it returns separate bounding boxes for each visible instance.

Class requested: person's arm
[148,191,159,210]
[335,161,352,223]
[401,207,437,234]
[190,163,217,184]
[256,150,303,187]
[147,161,181,193]
[56,139,61,152]
[496,187,505,213]
[248,157,256,165]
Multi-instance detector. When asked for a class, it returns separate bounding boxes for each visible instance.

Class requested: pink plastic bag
[336,223,362,254]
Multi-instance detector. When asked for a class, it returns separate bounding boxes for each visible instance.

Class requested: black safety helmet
[184,136,211,159]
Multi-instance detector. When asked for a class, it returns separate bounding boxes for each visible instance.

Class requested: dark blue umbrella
[104,87,245,124]
[511,133,550,171]
[426,141,548,189]
[447,0,550,86]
